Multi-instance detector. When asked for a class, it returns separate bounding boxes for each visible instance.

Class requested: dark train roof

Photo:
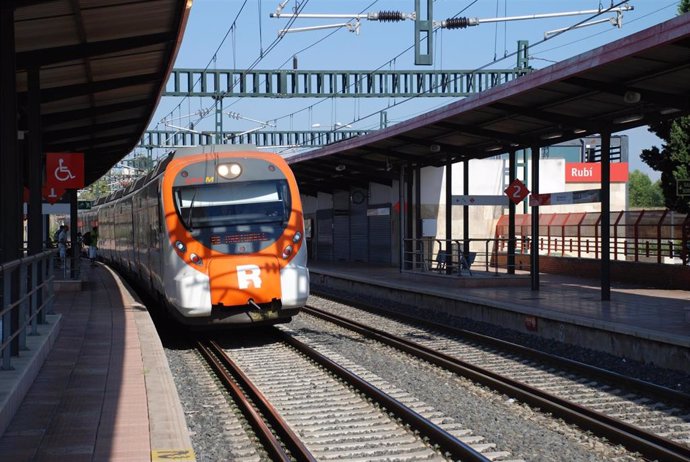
[287,14,690,195]
[14,0,191,186]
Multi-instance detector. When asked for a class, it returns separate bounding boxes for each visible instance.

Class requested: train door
[316,209,334,262]
[368,203,392,264]
[349,188,368,262]
[333,190,350,261]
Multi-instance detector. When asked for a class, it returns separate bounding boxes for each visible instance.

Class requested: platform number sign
[505,178,530,205]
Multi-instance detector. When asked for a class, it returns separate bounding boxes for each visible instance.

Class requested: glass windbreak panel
[545,145,581,162]
[174,180,290,230]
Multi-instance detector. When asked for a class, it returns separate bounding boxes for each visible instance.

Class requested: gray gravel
[310,289,690,395]
[161,285,685,462]
[295,297,645,462]
[165,347,266,462]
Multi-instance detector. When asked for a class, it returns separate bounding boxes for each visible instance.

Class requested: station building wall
[301,158,628,265]
[428,158,628,246]
[301,183,402,265]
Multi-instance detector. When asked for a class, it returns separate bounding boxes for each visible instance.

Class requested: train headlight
[282,245,293,259]
[175,240,186,253]
[292,232,302,243]
[217,163,242,179]
[190,253,203,265]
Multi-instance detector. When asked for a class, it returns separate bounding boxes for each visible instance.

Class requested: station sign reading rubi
[565,162,628,183]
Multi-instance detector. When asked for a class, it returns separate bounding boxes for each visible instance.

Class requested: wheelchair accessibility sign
[46,152,84,190]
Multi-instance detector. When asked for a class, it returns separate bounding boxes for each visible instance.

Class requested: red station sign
[43,153,84,203]
[45,152,84,189]
[504,178,530,205]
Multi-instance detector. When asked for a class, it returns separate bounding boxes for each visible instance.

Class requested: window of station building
[542,145,581,162]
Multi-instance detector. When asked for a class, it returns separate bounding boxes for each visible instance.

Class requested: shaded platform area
[309,262,690,373]
[0,263,194,461]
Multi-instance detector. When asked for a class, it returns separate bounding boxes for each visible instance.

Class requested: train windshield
[173,180,291,230]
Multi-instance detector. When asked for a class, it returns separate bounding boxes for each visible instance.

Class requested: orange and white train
[79,146,309,327]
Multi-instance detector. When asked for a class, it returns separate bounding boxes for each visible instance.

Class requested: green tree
[681,0,690,14]
[640,1,690,213]
[78,177,110,201]
[628,170,664,208]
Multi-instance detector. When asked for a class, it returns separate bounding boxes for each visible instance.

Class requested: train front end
[162,149,309,326]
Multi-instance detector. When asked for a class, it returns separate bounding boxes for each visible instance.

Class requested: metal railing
[1,250,56,371]
[403,238,516,276]
[495,210,690,265]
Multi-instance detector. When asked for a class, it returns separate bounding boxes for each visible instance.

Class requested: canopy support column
[530,146,540,290]
[601,130,611,301]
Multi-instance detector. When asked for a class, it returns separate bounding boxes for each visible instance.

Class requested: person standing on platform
[57,225,68,268]
[89,226,99,266]
[82,231,92,258]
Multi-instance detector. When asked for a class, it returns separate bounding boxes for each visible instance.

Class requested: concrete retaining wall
[496,255,690,290]
[311,274,690,374]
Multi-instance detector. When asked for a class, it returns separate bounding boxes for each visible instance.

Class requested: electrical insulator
[443,17,473,29]
[374,11,405,22]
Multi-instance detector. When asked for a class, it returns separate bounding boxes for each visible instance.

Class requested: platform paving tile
[0,264,158,462]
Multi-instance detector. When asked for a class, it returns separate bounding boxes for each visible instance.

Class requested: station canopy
[14,0,191,185]
[287,14,690,196]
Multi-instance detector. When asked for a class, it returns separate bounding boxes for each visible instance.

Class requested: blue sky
[146,0,683,180]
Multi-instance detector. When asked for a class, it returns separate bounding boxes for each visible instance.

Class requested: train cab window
[173,180,291,230]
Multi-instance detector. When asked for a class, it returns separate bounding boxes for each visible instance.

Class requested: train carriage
[79,146,309,327]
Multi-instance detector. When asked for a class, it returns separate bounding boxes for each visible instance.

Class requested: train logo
[237,264,262,289]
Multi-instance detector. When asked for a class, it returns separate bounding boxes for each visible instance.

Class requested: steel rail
[304,305,690,462]
[278,330,492,462]
[196,340,316,462]
[310,297,690,407]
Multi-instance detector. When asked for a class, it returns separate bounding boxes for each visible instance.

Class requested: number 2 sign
[504,178,530,205]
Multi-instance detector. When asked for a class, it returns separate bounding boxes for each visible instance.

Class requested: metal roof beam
[25,73,160,104]
[42,99,148,125]
[565,76,690,111]
[394,135,463,154]
[140,129,370,148]
[43,118,139,143]
[356,145,421,162]
[164,67,529,98]
[324,156,394,173]
[47,133,133,151]
[490,102,598,132]
[16,32,174,69]
[435,121,533,146]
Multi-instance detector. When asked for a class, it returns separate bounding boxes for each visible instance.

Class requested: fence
[495,210,690,265]
[403,237,512,276]
[1,250,56,371]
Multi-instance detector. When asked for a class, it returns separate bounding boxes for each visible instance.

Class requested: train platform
[308,262,690,374]
[0,262,195,462]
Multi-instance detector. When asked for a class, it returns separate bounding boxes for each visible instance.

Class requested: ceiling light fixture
[660,108,680,115]
[613,114,643,125]
[623,90,641,104]
[540,132,562,140]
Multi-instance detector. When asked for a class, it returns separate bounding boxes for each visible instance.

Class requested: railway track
[302,301,690,462]
[196,332,500,461]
